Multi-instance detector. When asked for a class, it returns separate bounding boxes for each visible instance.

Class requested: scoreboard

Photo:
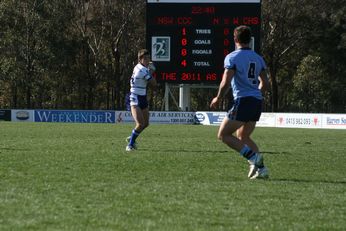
[146,0,262,84]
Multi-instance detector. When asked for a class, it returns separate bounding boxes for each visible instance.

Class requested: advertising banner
[115,111,195,124]
[195,112,277,127]
[275,113,322,128]
[194,111,226,125]
[257,113,276,127]
[1,108,344,129]
[35,110,115,123]
[321,114,346,129]
[0,109,11,121]
[11,110,35,122]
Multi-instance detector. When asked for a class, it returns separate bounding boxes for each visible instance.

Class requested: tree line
[0,0,345,112]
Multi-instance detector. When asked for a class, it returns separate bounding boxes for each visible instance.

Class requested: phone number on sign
[285,118,312,125]
[170,118,195,123]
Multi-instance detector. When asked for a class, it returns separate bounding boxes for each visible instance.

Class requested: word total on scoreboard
[146,0,262,84]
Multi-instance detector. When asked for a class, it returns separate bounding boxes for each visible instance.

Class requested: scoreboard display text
[146,0,261,84]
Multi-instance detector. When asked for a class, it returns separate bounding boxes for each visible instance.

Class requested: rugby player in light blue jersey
[210,25,270,179]
[126,49,157,151]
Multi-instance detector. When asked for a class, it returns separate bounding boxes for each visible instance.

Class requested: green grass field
[0,122,345,230]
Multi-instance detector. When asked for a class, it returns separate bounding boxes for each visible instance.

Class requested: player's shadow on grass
[272,178,346,185]
[140,149,289,155]
[0,147,29,151]
[140,148,230,153]
[261,151,291,155]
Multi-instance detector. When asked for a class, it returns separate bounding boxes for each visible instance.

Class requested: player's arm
[210,68,234,109]
[258,69,269,94]
[148,76,157,91]
[146,62,157,90]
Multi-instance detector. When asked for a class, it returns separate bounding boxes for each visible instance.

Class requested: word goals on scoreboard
[146,0,261,84]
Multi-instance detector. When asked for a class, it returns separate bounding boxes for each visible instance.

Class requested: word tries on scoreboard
[146,0,261,84]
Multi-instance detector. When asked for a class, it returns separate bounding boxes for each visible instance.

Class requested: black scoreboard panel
[146,0,261,84]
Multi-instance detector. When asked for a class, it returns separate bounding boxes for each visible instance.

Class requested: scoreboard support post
[164,83,169,111]
[162,84,218,111]
[179,84,191,111]
[163,83,181,111]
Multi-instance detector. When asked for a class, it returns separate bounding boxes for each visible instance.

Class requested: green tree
[0,0,75,109]
[262,0,312,112]
[69,0,146,109]
[1,0,344,112]
[292,55,330,112]
[262,0,346,112]
[307,0,346,112]
[0,0,44,108]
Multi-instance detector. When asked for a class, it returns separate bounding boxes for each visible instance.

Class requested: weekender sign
[35,110,115,123]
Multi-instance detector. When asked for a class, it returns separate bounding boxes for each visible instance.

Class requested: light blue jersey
[224,47,266,100]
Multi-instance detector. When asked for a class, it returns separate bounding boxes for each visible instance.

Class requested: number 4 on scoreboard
[181,59,187,67]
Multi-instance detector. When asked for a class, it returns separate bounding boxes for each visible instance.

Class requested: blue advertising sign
[194,112,226,125]
[35,110,115,123]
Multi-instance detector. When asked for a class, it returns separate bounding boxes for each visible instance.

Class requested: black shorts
[227,96,262,122]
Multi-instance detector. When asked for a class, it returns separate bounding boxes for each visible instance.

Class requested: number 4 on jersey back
[248,62,257,85]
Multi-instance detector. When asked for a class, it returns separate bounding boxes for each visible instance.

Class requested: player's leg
[237,97,268,179]
[136,95,149,132]
[218,117,244,152]
[236,95,262,153]
[131,105,146,132]
[238,121,267,178]
[218,116,262,178]
[218,117,259,160]
[221,97,265,178]
[219,97,256,154]
[128,107,149,146]
[237,122,259,152]
[141,107,150,131]
[126,105,145,150]
[126,94,150,151]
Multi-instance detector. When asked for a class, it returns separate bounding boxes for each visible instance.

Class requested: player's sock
[129,129,140,146]
[240,146,265,168]
[239,145,255,160]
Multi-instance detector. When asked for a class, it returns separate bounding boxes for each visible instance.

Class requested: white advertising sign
[275,113,322,128]
[257,113,276,127]
[321,114,346,129]
[115,111,195,124]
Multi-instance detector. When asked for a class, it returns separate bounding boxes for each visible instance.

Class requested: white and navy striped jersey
[130,63,152,96]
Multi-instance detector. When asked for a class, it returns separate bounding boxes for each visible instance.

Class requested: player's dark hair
[138,49,150,61]
[234,25,252,44]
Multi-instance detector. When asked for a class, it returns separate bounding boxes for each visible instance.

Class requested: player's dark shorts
[227,96,262,122]
[129,93,148,109]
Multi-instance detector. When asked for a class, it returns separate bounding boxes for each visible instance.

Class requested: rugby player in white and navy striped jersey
[126,49,157,151]
[210,25,270,179]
